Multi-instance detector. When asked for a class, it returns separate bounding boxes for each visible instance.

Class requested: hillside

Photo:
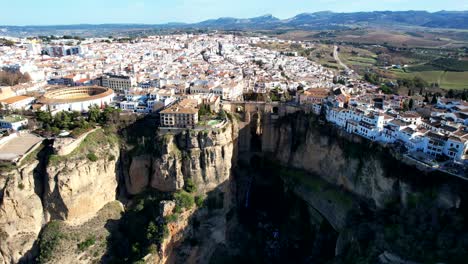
[1,11,468,37]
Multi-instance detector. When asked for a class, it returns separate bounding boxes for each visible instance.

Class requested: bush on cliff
[195,195,205,207]
[38,221,64,263]
[184,178,197,193]
[77,235,96,251]
[86,152,98,162]
[174,190,195,213]
[105,191,171,263]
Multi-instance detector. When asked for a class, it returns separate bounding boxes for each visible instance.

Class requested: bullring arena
[39,86,114,112]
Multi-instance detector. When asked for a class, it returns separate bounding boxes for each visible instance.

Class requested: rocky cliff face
[125,122,237,195]
[122,122,238,263]
[0,162,43,264]
[44,144,119,225]
[261,113,460,209]
[0,129,120,264]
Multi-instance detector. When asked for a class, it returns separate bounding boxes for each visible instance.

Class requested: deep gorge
[1,111,468,264]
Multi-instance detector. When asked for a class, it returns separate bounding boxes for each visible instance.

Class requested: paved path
[0,133,43,161]
[333,45,350,71]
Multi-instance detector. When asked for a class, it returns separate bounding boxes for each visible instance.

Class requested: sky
[1,0,467,25]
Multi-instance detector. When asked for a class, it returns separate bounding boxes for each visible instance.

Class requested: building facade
[160,99,199,128]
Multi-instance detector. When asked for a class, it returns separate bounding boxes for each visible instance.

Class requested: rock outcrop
[44,144,119,225]
[0,162,43,264]
[262,113,461,209]
[0,129,120,264]
[262,115,395,207]
[125,122,237,195]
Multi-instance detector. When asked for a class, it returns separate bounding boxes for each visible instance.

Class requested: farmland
[258,27,468,92]
[389,69,468,90]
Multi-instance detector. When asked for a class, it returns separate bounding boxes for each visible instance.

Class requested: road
[333,45,350,71]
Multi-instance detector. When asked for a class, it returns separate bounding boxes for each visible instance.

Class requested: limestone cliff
[0,162,43,264]
[0,129,120,264]
[262,113,460,208]
[44,146,119,225]
[122,121,237,263]
[125,121,237,195]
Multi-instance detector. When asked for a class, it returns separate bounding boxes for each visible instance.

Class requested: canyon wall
[123,122,238,263]
[125,122,237,195]
[0,162,43,264]
[261,112,461,209]
[0,129,119,264]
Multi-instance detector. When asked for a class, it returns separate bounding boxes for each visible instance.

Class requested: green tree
[184,178,197,193]
[408,99,414,110]
[88,105,100,123]
[380,85,393,94]
[198,104,211,116]
[174,191,195,213]
[446,89,455,98]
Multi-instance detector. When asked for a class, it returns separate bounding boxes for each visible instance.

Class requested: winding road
[333,45,350,71]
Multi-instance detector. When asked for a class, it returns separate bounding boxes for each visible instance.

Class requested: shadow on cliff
[98,182,232,263]
[17,139,56,264]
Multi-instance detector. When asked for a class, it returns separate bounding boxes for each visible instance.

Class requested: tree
[408,99,414,110]
[88,105,100,123]
[198,104,211,117]
[380,85,393,94]
[431,94,438,105]
[446,89,455,98]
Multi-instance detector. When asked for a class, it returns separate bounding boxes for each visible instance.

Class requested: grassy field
[390,69,468,90]
[254,36,467,90]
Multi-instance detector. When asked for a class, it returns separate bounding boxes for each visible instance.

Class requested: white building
[0,115,28,131]
[0,95,35,110]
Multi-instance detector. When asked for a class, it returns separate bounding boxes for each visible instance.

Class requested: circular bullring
[40,86,114,103]
[39,86,115,112]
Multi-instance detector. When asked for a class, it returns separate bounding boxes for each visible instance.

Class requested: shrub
[18,182,25,190]
[38,221,63,263]
[86,152,98,162]
[195,195,205,207]
[77,235,96,251]
[174,191,194,213]
[184,178,197,193]
[165,214,178,223]
[108,154,116,161]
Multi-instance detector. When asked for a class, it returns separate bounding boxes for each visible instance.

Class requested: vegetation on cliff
[105,191,169,263]
[48,128,119,164]
[103,187,203,263]
[36,202,123,264]
[35,105,121,137]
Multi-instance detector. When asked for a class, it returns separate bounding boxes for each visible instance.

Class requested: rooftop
[160,99,198,115]
[0,95,34,105]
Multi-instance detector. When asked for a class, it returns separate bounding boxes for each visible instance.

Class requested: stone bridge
[222,101,308,122]
[222,100,312,157]
[224,101,351,231]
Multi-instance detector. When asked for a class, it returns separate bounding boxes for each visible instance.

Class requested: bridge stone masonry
[223,101,353,232]
[222,101,311,152]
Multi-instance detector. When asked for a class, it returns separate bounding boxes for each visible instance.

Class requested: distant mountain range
[1,11,467,37]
